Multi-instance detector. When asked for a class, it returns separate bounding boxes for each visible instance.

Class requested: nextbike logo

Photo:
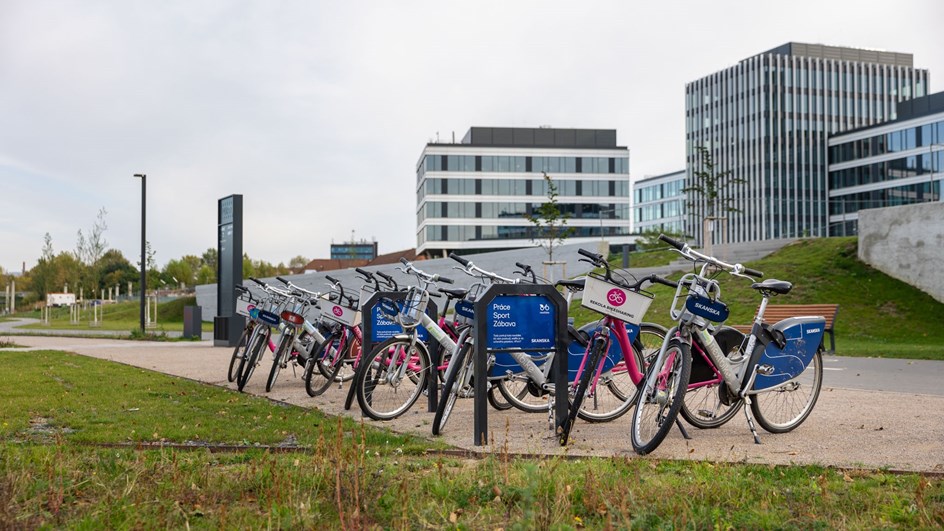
[606,288,626,307]
[247,304,256,311]
[694,302,721,316]
[538,303,551,314]
[332,306,344,317]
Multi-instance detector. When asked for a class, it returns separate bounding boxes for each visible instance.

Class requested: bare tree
[75,207,109,265]
[526,172,573,262]
[685,146,744,247]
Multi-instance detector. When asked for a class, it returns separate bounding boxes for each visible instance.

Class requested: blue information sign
[369,302,429,343]
[485,295,556,350]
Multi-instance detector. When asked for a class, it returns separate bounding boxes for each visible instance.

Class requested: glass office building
[686,42,929,244]
[633,170,686,234]
[416,127,631,257]
[827,92,944,235]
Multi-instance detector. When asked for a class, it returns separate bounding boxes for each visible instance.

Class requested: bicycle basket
[235,291,254,317]
[358,285,377,311]
[397,287,428,329]
[318,297,361,327]
[581,274,652,324]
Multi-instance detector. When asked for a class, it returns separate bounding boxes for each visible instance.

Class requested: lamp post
[133,173,146,333]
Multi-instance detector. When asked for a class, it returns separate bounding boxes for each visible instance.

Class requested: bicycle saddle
[751,279,792,295]
[556,278,586,291]
[439,288,469,300]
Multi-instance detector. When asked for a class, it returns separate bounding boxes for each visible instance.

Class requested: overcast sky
[2,0,942,274]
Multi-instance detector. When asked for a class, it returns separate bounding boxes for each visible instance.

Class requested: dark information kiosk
[214,194,244,347]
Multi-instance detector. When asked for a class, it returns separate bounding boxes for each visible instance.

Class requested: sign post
[472,284,568,446]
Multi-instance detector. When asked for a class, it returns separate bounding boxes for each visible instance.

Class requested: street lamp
[133,173,146,333]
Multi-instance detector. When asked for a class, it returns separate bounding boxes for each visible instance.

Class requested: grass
[574,237,944,360]
[0,350,942,528]
[612,248,679,268]
[18,297,195,333]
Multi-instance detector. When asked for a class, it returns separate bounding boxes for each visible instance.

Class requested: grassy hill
[572,237,944,360]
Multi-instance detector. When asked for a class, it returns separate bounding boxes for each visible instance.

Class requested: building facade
[416,127,632,257]
[330,241,378,261]
[633,170,686,235]
[685,42,930,245]
[827,92,944,235]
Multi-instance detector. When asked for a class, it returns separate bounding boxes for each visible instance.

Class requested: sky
[2,0,942,274]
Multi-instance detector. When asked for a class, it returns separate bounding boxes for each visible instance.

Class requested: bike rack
[472,284,569,447]
[353,291,440,412]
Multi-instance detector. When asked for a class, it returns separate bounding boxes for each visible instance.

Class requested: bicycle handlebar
[376,271,398,291]
[577,248,604,263]
[449,253,470,267]
[658,233,686,250]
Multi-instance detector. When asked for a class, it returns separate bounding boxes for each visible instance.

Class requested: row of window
[418,202,629,223]
[418,178,630,200]
[829,152,943,190]
[635,200,685,223]
[421,154,629,175]
[635,178,685,203]
[419,224,631,243]
[830,120,944,164]
[829,182,939,215]
[635,220,685,234]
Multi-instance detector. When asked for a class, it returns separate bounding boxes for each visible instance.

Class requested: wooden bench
[730,304,840,354]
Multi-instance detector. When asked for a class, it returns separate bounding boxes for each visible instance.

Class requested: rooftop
[752,42,914,67]
[425,127,624,149]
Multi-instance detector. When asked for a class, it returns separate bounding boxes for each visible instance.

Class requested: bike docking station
[354,291,439,412]
[472,284,569,447]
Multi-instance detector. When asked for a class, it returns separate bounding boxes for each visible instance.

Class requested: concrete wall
[858,202,944,303]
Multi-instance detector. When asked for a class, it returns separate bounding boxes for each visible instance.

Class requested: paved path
[2,335,942,474]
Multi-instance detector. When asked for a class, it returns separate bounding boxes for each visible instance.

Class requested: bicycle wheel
[630,338,691,455]
[432,340,472,435]
[227,325,251,382]
[355,336,431,421]
[487,384,513,411]
[680,326,745,429]
[751,348,823,433]
[237,327,269,392]
[304,330,345,397]
[496,365,552,414]
[266,329,296,392]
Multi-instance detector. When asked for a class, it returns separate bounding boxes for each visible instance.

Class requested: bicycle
[264,276,334,393]
[353,258,456,421]
[559,249,676,441]
[303,273,369,397]
[630,234,825,454]
[235,279,294,391]
[662,237,826,444]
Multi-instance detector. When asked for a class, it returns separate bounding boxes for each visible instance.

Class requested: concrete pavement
[2,334,942,474]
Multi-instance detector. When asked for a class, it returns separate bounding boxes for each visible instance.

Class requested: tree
[525,173,573,262]
[684,146,745,247]
[75,207,109,265]
[289,255,310,270]
[201,248,218,273]
[98,249,136,292]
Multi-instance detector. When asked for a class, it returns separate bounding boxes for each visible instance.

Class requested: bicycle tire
[487,384,513,411]
[750,348,823,433]
[355,336,431,421]
[237,327,269,392]
[567,333,608,429]
[680,326,745,429]
[630,338,691,455]
[432,340,471,435]
[266,329,295,393]
[304,330,346,397]
[227,325,251,383]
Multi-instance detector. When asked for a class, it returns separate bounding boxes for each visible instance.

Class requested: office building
[633,170,686,235]
[416,127,632,257]
[827,91,944,235]
[686,42,930,244]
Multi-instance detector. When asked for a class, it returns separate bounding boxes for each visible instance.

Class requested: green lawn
[17,297,194,333]
[0,350,940,529]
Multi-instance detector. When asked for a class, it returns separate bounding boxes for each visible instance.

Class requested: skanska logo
[694,302,721,316]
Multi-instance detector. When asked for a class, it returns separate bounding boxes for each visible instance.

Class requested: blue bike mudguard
[753,316,826,391]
